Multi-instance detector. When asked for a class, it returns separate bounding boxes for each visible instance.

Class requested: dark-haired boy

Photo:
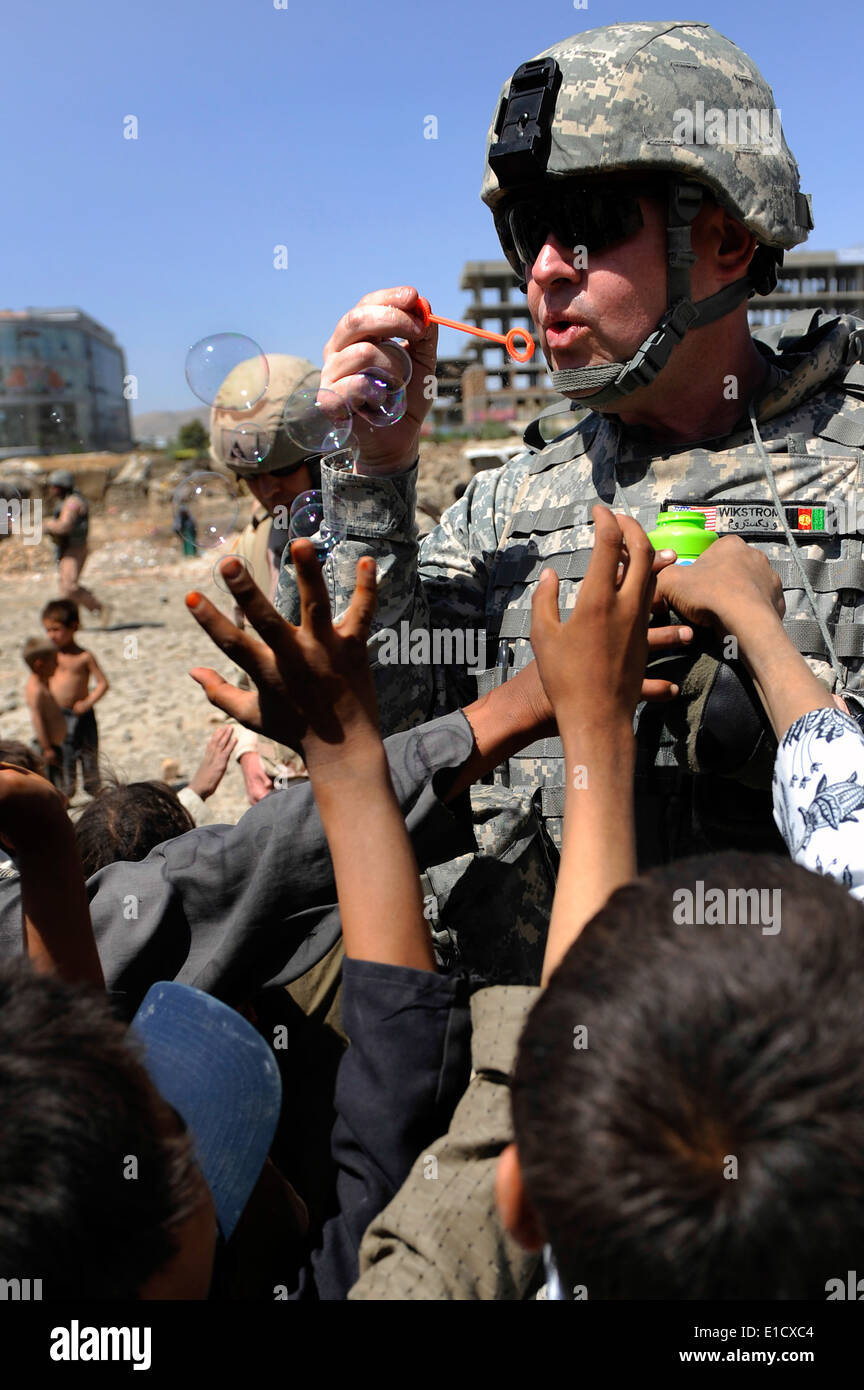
[0,761,281,1300]
[41,598,109,797]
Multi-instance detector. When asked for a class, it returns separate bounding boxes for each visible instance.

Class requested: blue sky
[2,0,861,413]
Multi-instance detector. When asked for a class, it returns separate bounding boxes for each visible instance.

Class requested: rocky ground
[0,439,515,822]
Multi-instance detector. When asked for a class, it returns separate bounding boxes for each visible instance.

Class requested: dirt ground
[0,440,510,822]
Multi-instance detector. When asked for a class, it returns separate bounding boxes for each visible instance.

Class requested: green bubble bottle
[647,510,717,565]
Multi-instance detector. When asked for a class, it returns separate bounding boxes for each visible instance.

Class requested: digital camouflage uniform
[275,22,864,980]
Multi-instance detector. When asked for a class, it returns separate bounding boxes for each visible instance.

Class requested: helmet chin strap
[550,180,753,406]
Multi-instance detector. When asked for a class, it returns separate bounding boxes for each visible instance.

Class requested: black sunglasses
[495,183,649,279]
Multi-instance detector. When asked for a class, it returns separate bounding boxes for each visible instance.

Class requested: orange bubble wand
[414,295,535,363]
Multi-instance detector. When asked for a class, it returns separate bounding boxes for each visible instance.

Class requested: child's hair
[22,636,57,671]
[75,781,194,878]
[0,957,201,1297]
[0,741,46,777]
[41,598,79,627]
[512,851,864,1300]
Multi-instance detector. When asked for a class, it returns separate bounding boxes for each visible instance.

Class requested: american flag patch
[667,503,718,530]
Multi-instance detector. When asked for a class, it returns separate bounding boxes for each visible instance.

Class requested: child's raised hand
[187,539,379,767]
[530,506,661,735]
[0,763,67,854]
[653,533,785,634]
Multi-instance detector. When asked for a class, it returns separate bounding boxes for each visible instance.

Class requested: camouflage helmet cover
[209,353,321,475]
[481,21,812,251]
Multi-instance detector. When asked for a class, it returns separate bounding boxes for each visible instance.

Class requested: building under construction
[748,247,864,329]
[430,247,864,433]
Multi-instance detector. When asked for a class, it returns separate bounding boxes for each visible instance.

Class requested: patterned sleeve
[274,452,529,739]
[772,707,864,900]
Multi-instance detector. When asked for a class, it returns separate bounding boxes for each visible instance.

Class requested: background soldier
[43,469,109,625]
[210,354,322,804]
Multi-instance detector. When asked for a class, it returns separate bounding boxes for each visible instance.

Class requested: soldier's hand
[321,287,438,475]
[653,534,785,634]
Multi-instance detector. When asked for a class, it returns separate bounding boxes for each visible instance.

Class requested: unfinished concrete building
[428,246,864,434]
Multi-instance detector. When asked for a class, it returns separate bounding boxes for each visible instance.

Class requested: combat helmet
[209,354,322,477]
[48,469,75,491]
[481,21,814,405]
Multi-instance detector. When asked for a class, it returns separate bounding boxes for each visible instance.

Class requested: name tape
[665,501,838,536]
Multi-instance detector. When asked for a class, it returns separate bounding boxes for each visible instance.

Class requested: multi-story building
[748,247,864,330]
[454,261,555,426]
[0,307,133,458]
[431,248,864,432]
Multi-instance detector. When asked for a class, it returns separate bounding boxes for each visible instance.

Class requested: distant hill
[132,407,210,445]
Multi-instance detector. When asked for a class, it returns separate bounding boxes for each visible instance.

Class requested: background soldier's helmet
[48,469,75,491]
[482,20,813,288]
[209,354,321,477]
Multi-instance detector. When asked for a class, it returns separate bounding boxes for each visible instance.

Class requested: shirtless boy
[41,599,109,797]
[22,638,68,790]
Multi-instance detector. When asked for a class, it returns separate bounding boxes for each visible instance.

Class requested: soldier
[43,469,109,625]
[209,354,322,804]
[275,21,864,911]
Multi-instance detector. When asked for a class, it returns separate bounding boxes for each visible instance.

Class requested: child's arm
[26,683,59,766]
[188,543,433,971]
[0,764,104,988]
[653,534,831,738]
[530,507,665,984]
[652,536,864,895]
[73,652,110,714]
[43,494,84,537]
[188,544,470,1297]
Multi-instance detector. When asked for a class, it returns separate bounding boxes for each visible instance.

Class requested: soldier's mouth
[545,321,589,350]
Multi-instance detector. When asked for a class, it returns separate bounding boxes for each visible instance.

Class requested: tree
[177,419,209,452]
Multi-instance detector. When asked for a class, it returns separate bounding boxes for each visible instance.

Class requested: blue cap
[130,982,282,1240]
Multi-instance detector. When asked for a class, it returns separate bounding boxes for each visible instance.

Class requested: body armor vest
[474,311,864,865]
[53,491,89,554]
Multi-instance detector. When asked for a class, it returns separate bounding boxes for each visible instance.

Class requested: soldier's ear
[693,199,757,280]
[716,212,757,275]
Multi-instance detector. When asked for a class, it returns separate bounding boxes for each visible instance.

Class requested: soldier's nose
[529,233,584,288]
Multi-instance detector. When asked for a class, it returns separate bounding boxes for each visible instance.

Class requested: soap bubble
[282,387,353,454]
[211,551,254,595]
[282,339,411,450]
[380,341,413,387]
[288,489,345,561]
[172,471,239,551]
[348,369,408,428]
[185,334,269,410]
[288,490,325,537]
